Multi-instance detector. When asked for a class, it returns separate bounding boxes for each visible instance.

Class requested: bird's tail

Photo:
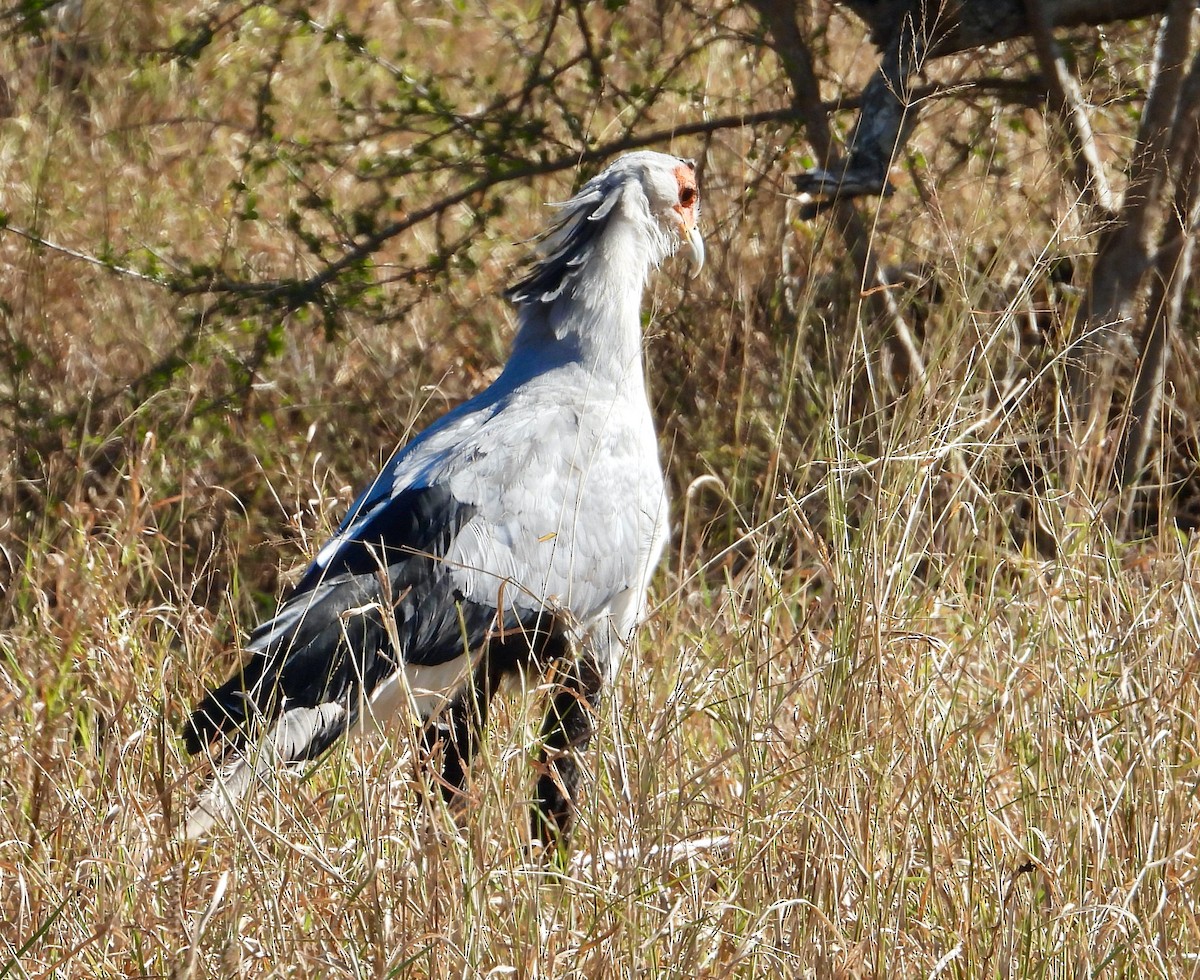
[183,586,397,838]
[184,701,350,838]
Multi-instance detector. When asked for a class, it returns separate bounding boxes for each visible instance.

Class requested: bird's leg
[418,661,497,813]
[530,647,603,857]
[421,636,532,813]
[440,661,501,805]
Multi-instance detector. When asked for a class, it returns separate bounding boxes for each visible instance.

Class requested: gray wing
[184,370,667,758]
[442,380,668,638]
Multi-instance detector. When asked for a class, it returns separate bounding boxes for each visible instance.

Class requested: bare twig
[1064,0,1196,442]
[1,221,168,285]
[1024,0,1115,214]
[0,73,1047,298]
[747,0,927,385]
[1117,48,1200,497]
[161,111,793,303]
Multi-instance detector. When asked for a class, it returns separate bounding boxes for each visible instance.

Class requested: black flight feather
[183,485,540,758]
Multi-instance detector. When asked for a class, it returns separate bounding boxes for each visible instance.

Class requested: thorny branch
[746,0,928,387]
[1,76,1042,305]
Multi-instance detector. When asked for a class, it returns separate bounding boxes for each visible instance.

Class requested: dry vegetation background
[3,0,1200,976]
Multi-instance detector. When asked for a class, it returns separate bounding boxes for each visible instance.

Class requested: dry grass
[2,2,1199,977]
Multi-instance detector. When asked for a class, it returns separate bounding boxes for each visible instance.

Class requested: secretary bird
[183,151,703,849]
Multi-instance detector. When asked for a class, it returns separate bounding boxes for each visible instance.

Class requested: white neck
[506,192,669,389]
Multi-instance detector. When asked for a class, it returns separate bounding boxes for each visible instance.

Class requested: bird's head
[605,150,705,275]
[506,150,704,307]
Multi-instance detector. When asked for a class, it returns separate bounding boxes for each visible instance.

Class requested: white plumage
[184,150,703,845]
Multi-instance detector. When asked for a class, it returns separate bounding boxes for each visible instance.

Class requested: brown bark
[1064,0,1196,432]
[1117,48,1200,493]
[748,0,928,383]
[840,0,1167,55]
[790,0,1170,205]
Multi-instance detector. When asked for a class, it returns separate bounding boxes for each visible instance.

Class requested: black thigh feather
[183,485,543,759]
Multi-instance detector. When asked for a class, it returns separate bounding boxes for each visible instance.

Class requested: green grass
[2,2,1199,977]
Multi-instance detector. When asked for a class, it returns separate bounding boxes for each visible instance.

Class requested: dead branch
[748,0,928,385]
[792,0,1169,206]
[1117,47,1200,497]
[1064,0,1196,435]
[1024,0,1115,215]
[839,0,1168,56]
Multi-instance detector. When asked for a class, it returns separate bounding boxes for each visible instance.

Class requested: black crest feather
[505,174,624,306]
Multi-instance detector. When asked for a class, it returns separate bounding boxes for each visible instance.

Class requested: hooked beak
[680,213,705,276]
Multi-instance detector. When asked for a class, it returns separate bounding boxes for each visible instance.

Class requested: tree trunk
[1064,0,1195,438]
[791,0,1170,204]
[1117,48,1200,497]
[748,0,928,384]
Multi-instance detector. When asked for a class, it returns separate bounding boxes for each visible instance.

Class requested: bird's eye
[679,186,697,208]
